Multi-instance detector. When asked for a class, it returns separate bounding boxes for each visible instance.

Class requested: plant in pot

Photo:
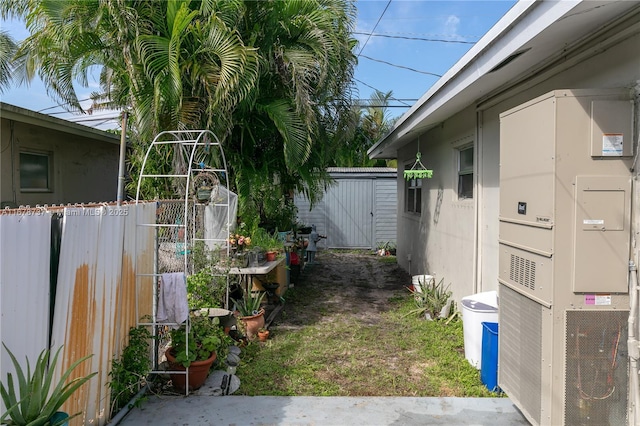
[257,328,270,342]
[233,292,266,340]
[228,233,252,267]
[405,277,453,320]
[265,232,284,262]
[165,313,230,391]
[187,269,227,310]
[0,344,97,426]
[192,171,219,204]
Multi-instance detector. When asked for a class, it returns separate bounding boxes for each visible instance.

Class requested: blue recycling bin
[481,321,500,392]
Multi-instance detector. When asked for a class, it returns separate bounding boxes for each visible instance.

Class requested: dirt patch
[278,250,411,327]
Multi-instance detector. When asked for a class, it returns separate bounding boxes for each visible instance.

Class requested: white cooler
[461,290,499,369]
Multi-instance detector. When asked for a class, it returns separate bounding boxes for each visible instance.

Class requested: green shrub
[108,326,152,416]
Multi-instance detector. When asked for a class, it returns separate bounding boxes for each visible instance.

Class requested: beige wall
[397,29,640,302]
[397,105,477,301]
[1,118,119,206]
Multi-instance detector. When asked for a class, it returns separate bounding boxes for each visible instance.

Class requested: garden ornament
[306,225,326,264]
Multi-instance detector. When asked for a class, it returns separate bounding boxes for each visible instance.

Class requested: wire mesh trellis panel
[156,200,194,274]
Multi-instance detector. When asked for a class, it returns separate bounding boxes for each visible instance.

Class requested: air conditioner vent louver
[509,254,536,289]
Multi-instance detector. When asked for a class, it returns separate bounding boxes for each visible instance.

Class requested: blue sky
[0,0,517,130]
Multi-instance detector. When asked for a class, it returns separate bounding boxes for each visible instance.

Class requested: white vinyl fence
[0,203,155,425]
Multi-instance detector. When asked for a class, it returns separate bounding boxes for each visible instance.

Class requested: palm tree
[8,0,259,141]
[362,90,393,144]
[229,0,358,227]
[0,30,17,93]
[332,90,394,167]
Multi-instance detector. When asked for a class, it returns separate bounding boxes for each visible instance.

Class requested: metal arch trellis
[134,129,232,395]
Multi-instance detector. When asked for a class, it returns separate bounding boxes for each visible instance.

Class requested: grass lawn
[234,255,500,397]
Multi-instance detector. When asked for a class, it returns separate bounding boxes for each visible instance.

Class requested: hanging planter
[403,152,433,180]
[191,170,219,203]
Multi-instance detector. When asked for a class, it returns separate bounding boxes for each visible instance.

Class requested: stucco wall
[397,106,476,300]
[1,118,119,206]
[396,29,640,302]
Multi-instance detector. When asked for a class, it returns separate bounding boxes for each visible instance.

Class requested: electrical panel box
[573,175,630,293]
[498,89,633,426]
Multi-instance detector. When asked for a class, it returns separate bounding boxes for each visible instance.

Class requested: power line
[362,30,482,39]
[68,115,120,123]
[37,97,92,113]
[353,31,475,44]
[354,98,418,102]
[354,77,412,107]
[357,0,392,57]
[359,104,412,108]
[359,55,442,77]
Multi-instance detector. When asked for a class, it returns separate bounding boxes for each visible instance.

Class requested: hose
[108,384,148,425]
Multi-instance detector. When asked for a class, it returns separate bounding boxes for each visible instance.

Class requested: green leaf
[0,343,96,425]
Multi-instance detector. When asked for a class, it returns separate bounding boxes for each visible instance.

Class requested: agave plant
[233,292,266,318]
[406,277,453,320]
[0,343,96,426]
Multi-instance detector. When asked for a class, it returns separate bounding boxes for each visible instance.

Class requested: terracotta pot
[258,330,270,342]
[240,308,265,340]
[266,251,277,262]
[165,347,217,391]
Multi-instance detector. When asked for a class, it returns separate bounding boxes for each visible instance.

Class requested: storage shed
[294,167,397,249]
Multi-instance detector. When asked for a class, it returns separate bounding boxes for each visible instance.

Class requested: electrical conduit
[628,261,640,426]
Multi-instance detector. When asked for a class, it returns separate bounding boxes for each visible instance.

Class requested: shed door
[326,179,373,248]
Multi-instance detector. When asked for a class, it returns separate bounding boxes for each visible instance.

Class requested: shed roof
[327,167,397,178]
[368,0,640,159]
[1,102,121,145]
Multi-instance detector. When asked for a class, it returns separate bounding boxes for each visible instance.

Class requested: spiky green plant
[233,292,266,317]
[0,344,96,426]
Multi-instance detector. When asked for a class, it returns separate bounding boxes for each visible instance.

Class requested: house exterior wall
[397,106,476,300]
[396,26,640,302]
[0,116,119,206]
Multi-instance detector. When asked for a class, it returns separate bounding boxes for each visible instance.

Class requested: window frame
[19,150,53,192]
[405,164,422,214]
[456,144,474,200]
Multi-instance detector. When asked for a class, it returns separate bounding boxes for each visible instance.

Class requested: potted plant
[186,269,227,309]
[233,292,266,340]
[249,228,285,257]
[405,277,453,320]
[257,328,270,342]
[192,171,219,203]
[165,313,230,391]
[228,233,252,267]
[0,344,97,426]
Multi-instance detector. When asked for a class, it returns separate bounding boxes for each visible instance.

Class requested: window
[20,152,51,191]
[406,176,422,213]
[457,146,473,199]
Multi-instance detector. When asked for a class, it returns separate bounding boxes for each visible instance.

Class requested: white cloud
[443,15,462,38]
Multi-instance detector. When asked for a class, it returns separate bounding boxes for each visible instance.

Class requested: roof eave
[368,0,580,160]
[1,102,122,145]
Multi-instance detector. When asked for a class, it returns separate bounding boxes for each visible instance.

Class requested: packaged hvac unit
[498,89,633,426]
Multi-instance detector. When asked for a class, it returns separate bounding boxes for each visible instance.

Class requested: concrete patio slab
[116,395,529,425]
